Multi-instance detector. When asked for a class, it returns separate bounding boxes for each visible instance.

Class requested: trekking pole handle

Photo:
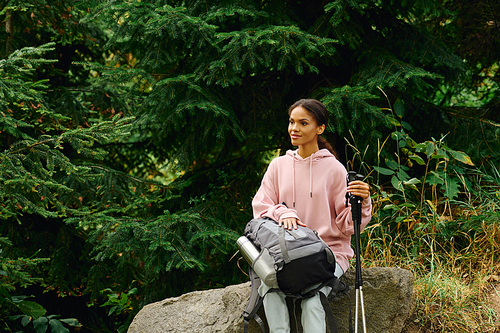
[345,171,364,212]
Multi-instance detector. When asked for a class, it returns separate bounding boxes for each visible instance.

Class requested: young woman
[251,99,372,333]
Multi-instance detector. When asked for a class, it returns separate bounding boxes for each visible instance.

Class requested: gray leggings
[258,263,344,333]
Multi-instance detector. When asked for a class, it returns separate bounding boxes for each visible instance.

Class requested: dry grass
[361,185,500,332]
[346,124,500,332]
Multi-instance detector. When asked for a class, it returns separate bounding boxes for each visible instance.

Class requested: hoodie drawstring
[310,156,313,198]
[292,151,315,207]
[292,153,296,208]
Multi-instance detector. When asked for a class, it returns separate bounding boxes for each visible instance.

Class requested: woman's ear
[317,124,325,135]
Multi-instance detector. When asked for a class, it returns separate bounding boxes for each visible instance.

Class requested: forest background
[1,0,499,332]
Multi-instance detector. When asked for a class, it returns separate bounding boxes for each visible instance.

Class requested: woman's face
[288,106,325,148]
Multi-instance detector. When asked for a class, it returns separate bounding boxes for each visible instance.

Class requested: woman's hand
[347,180,370,200]
[279,217,307,230]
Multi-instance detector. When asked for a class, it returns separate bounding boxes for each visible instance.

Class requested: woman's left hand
[347,180,370,200]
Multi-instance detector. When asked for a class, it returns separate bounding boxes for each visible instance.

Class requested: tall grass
[352,119,500,331]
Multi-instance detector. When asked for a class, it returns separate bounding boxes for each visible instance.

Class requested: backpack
[238,217,347,333]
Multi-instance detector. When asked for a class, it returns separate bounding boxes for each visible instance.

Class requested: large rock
[128,267,414,333]
[328,267,415,333]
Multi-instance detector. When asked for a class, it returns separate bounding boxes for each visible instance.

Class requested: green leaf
[395,216,406,223]
[59,318,81,327]
[385,159,400,170]
[382,204,400,211]
[425,142,435,158]
[401,121,412,130]
[21,315,32,327]
[448,149,474,166]
[46,314,60,320]
[108,305,118,316]
[431,154,447,160]
[394,99,405,118]
[426,171,444,186]
[373,166,395,176]
[404,178,421,185]
[443,176,461,200]
[34,316,49,333]
[11,295,33,304]
[48,319,69,333]
[119,293,128,305]
[391,175,404,191]
[413,143,427,150]
[408,154,426,165]
[17,300,46,319]
[403,178,421,191]
[436,148,449,160]
[396,169,410,182]
[400,202,417,208]
[0,286,12,301]
[391,131,405,141]
[386,115,401,127]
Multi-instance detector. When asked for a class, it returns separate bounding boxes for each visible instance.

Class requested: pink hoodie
[252,149,372,273]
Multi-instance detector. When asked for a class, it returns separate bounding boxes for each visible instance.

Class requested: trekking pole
[346,171,367,333]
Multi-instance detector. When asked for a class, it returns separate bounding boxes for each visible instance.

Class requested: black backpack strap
[328,278,354,333]
[243,295,266,333]
[318,277,349,333]
[299,277,336,299]
[316,278,341,333]
[243,268,266,333]
[328,277,343,295]
[319,291,339,333]
[284,278,340,333]
[278,225,291,264]
[319,277,349,333]
[244,302,266,333]
[243,268,282,333]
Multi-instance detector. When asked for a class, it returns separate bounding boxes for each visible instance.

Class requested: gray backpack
[240,217,346,333]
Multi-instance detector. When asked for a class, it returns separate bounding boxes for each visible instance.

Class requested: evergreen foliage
[0,0,499,331]
[73,0,499,296]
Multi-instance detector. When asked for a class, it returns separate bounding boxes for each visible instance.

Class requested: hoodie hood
[285,148,334,160]
[286,149,335,207]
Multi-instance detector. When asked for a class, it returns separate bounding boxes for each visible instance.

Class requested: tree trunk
[6,9,13,54]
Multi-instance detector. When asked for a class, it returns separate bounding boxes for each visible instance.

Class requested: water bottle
[237,236,260,265]
[237,236,276,286]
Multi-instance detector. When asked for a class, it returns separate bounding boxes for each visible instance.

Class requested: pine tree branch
[89,165,167,186]
[7,138,55,155]
[445,108,500,128]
